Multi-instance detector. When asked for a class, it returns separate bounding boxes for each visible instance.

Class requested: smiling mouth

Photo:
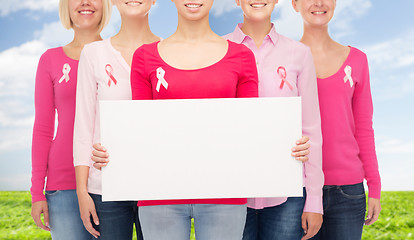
[250,3,267,8]
[311,11,327,15]
[79,10,94,15]
[126,1,143,5]
[185,3,203,8]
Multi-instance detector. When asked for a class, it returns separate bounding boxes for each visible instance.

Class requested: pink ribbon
[105,64,117,87]
[278,66,293,90]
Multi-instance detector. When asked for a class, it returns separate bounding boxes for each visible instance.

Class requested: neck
[113,15,156,48]
[173,14,215,42]
[70,28,102,48]
[241,17,272,48]
[300,24,334,52]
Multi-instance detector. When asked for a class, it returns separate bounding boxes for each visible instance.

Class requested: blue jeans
[242,188,306,240]
[139,204,247,240]
[311,183,366,240]
[90,194,143,240]
[45,190,92,240]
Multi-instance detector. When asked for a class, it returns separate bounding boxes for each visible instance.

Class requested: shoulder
[228,40,254,57]
[348,46,368,62]
[136,41,159,54]
[40,47,62,60]
[82,39,108,54]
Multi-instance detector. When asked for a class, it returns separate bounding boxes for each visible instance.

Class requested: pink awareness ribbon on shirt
[156,67,168,92]
[105,64,117,87]
[343,65,354,87]
[278,66,293,90]
[58,63,71,83]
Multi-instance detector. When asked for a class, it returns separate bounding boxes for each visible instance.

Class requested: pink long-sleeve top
[31,47,78,203]
[131,40,258,207]
[318,47,381,199]
[224,24,324,214]
[74,38,132,195]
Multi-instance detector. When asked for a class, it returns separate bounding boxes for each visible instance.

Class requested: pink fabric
[224,24,324,214]
[74,39,132,195]
[31,47,78,202]
[317,47,381,199]
[130,40,258,206]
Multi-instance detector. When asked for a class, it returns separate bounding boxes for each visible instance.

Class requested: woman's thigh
[139,204,192,240]
[46,190,92,240]
[90,194,135,240]
[243,189,305,240]
[193,204,247,240]
[312,183,366,240]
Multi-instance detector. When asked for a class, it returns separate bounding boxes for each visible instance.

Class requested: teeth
[185,4,202,8]
[312,11,326,14]
[79,10,93,14]
[251,3,266,8]
[126,1,141,5]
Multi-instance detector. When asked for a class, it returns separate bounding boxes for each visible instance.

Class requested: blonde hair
[59,0,112,32]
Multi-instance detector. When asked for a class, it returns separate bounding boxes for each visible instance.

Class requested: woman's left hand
[292,136,310,162]
[301,212,323,240]
[365,197,381,225]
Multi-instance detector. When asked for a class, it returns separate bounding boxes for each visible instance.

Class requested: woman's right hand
[31,201,50,231]
[78,192,100,238]
[91,143,109,170]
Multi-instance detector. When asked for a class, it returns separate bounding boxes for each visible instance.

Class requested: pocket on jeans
[45,190,61,196]
[338,184,365,200]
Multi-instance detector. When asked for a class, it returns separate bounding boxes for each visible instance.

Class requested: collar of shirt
[231,23,279,47]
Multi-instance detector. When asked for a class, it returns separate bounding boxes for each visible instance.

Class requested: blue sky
[0,0,413,191]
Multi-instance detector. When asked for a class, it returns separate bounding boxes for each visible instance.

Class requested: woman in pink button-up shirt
[224,0,324,239]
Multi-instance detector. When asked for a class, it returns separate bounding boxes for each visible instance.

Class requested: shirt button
[256,62,259,65]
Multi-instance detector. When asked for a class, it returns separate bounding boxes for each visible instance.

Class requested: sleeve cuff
[303,194,323,214]
[367,183,381,199]
[31,193,46,203]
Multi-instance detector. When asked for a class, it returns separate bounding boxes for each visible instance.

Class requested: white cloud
[0,126,32,152]
[0,40,47,98]
[0,0,58,17]
[0,173,31,191]
[376,138,414,154]
[330,0,372,39]
[211,0,238,17]
[363,31,414,100]
[272,0,372,40]
[365,32,414,71]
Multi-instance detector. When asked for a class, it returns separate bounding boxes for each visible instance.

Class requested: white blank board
[100,97,303,201]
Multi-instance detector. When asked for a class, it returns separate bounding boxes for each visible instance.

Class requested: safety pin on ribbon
[156,67,168,92]
[278,66,293,90]
[58,63,71,83]
[105,64,117,87]
[343,65,354,87]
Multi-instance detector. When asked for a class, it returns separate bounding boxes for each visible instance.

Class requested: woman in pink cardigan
[293,0,382,239]
[30,0,111,239]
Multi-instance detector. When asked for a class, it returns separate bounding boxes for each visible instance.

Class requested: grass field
[0,191,413,240]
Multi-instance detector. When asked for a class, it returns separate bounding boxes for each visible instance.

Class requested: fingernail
[292,147,296,151]
[103,148,106,151]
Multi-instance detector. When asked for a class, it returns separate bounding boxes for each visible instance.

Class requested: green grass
[0,192,413,240]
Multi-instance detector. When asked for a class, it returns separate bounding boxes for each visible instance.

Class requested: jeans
[45,190,92,240]
[139,204,247,240]
[311,183,366,240]
[89,194,143,240]
[242,188,306,240]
